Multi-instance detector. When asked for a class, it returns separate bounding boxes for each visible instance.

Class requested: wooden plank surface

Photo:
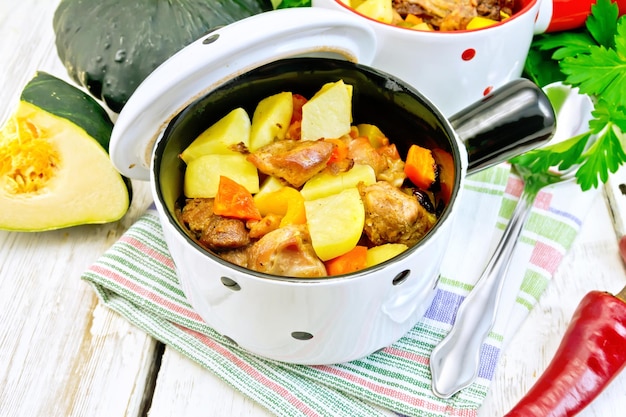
[0,2,159,416]
[2,1,626,417]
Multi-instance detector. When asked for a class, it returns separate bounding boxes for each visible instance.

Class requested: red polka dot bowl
[312,0,613,116]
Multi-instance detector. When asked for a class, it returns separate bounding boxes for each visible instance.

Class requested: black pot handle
[449,78,556,175]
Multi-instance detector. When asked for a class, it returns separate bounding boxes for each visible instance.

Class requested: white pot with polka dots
[110,6,556,365]
[312,0,552,116]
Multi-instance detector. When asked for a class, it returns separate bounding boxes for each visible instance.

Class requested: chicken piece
[439,3,476,31]
[180,198,215,233]
[393,0,428,18]
[358,181,436,247]
[410,0,474,19]
[180,198,250,251]
[247,213,282,239]
[247,139,334,188]
[499,0,514,16]
[218,246,250,268]
[476,0,502,19]
[347,136,388,177]
[199,217,250,251]
[247,224,327,277]
[377,155,406,188]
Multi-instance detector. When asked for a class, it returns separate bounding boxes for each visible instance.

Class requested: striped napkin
[82,163,598,417]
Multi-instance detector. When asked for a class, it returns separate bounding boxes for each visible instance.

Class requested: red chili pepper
[504,287,626,417]
[505,237,626,416]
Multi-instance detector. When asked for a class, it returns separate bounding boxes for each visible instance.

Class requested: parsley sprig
[514,0,626,191]
[274,0,311,9]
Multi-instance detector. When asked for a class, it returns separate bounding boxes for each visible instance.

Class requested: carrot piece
[325,138,349,165]
[324,245,368,276]
[404,144,437,190]
[213,176,262,221]
[404,14,423,25]
[432,148,455,204]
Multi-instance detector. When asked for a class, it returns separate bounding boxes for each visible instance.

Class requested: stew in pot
[176,80,453,278]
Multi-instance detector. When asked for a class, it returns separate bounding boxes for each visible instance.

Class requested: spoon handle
[429,188,536,399]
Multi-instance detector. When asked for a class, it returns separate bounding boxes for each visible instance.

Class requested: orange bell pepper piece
[325,245,369,276]
[325,138,349,165]
[254,186,306,227]
[404,144,437,190]
[213,176,262,221]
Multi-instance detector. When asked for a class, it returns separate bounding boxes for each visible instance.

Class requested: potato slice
[304,187,365,261]
[184,154,259,198]
[180,107,251,163]
[255,175,285,198]
[357,123,388,148]
[355,0,393,24]
[366,243,408,267]
[300,164,376,201]
[301,80,352,141]
[249,91,293,151]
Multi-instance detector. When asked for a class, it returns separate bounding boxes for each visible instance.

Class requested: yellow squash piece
[0,101,129,231]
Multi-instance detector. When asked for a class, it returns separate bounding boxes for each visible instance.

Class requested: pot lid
[110,7,378,181]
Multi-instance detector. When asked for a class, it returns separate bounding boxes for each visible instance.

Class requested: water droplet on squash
[114,49,126,62]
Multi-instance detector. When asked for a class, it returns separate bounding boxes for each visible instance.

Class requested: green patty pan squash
[0,72,132,232]
[53,0,273,113]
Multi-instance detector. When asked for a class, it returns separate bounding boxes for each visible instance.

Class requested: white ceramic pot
[312,0,619,116]
[110,8,555,365]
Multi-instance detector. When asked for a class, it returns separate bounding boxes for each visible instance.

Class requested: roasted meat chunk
[180,198,214,233]
[247,224,327,277]
[347,136,388,177]
[180,198,250,251]
[218,247,250,268]
[181,198,327,276]
[358,181,436,247]
[247,139,334,188]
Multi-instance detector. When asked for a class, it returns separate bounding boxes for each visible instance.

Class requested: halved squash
[0,72,131,231]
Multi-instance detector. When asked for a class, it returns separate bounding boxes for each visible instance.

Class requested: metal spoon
[429,83,595,399]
